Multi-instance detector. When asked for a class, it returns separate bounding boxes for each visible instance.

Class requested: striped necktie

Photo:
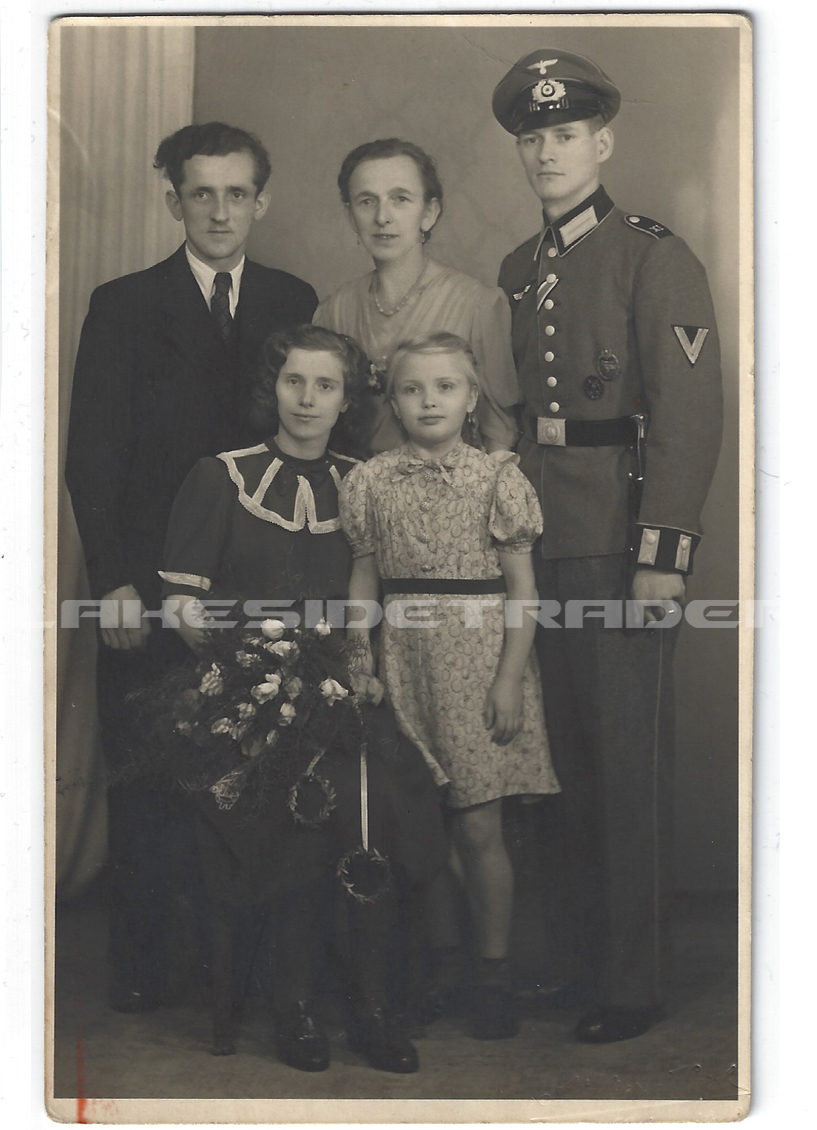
[211,272,234,343]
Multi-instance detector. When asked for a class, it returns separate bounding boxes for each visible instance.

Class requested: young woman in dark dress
[160,325,446,1073]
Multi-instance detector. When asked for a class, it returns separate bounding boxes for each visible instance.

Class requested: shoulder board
[623,214,673,239]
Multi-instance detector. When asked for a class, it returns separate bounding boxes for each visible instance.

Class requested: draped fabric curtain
[55,25,195,899]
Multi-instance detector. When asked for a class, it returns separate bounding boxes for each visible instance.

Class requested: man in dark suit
[65,122,317,1011]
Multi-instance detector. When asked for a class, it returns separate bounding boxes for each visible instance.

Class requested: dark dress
[161,439,447,906]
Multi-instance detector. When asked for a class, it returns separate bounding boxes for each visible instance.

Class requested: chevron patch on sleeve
[672,325,710,365]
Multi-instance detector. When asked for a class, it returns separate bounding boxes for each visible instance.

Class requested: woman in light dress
[313,138,519,455]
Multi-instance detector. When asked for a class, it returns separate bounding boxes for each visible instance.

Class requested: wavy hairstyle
[251,325,375,459]
[337,138,444,238]
[154,122,272,194]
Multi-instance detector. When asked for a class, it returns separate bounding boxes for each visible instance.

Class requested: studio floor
[52,885,739,1108]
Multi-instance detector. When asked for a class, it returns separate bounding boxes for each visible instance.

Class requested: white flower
[314,618,332,637]
[175,720,195,736]
[228,721,249,741]
[260,618,286,641]
[199,663,224,696]
[210,717,232,735]
[267,639,296,659]
[279,702,297,726]
[320,678,349,705]
[235,650,260,668]
[237,701,257,720]
[265,729,279,747]
[285,677,303,700]
[251,672,282,702]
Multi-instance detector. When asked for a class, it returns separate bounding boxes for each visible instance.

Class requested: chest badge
[583,375,605,401]
[673,325,710,366]
[597,350,620,381]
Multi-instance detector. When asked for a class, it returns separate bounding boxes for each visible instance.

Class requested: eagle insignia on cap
[532,78,567,105]
[528,58,559,75]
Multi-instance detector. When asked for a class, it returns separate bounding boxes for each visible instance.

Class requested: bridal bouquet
[162,616,363,823]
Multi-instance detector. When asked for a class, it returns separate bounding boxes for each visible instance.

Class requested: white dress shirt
[185,244,245,318]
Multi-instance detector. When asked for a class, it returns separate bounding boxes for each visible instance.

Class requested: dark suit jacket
[65,245,317,606]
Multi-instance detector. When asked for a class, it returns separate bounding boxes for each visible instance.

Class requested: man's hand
[99,584,151,650]
[631,568,686,624]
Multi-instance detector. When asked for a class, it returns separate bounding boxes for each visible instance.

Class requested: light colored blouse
[313,259,520,452]
[339,442,542,581]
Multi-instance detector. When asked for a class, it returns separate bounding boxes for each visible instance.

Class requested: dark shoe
[348,1008,419,1074]
[469,983,520,1040]
[576,1005,666,1044]
[275,1002,330,1072]
[108,984,161,1013]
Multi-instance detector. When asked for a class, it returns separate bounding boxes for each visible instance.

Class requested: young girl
[160,325,446,1073]
[339,331,559,1040]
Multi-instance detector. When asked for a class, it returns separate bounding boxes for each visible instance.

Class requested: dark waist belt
[382,578,507,595]
[522,413,638,447]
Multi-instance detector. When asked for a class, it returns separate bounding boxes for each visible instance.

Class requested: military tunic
[499,185,722,569]
[498,185,723,1010]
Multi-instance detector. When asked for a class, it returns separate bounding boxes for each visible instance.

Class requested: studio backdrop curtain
[54,24,195,899]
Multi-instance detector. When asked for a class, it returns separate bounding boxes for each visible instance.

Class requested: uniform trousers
[533,553,678,1010]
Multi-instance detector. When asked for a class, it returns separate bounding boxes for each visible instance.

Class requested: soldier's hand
[99,584,151,650]
[631,568,686,624]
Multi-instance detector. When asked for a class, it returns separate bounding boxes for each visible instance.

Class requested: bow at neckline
[395,442,465,486]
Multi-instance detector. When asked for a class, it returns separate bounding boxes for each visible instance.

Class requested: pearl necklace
[372,258,429,317]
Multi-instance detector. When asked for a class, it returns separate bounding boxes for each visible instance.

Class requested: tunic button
[644,531,657,545]
[420,501,431,512]
[547,376,558,387]
[545,273,557,283]
[679,535,690,547]
[545,325,555,336]
[547,246,558,258]
[421,564,434,573]
[544,351,555,362]
[544,299,554,310]
[549,401,560,412]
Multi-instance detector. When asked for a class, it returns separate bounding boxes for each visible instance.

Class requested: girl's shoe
[347,1008,419,1073]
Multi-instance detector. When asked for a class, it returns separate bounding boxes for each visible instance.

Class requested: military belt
[522,413,639,447]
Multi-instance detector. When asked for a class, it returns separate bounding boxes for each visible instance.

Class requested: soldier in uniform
[492,50,723,1042]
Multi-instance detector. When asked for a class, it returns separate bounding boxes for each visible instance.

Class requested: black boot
[275,1001,330,1072]
[347,1007,418,1074]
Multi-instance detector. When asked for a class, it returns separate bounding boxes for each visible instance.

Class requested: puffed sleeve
[488,454,543,553]
[470,287,521,449]
[338,463,375,558]
[159,457,234,597]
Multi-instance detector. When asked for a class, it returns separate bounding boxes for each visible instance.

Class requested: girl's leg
[450,798,519,1039]
[450,799,513,959]
[346,881,419,1073]
[267,877,331,1072]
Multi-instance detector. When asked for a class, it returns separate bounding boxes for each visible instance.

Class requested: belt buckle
[537,417,566,446]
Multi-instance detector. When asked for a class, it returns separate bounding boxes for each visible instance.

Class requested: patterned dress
[339,441,559,808]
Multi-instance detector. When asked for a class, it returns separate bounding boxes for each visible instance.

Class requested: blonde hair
[385,331,482,400]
